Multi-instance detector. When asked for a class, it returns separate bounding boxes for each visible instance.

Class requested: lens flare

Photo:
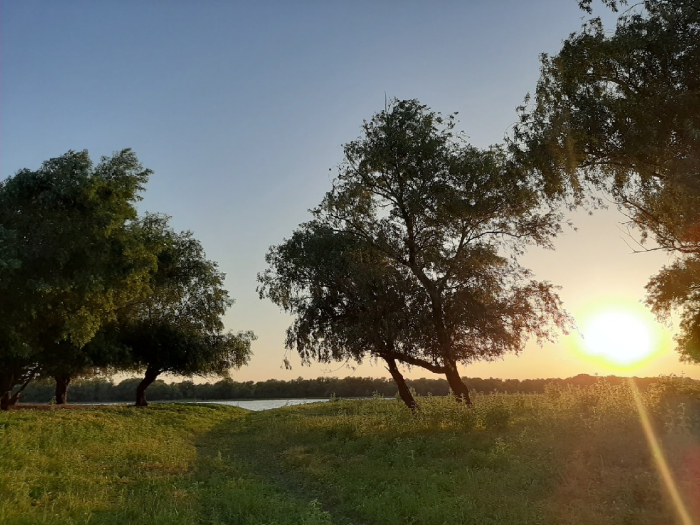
[628,378,693,525]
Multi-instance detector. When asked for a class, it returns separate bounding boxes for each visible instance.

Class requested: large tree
[268,99,571,403]
[0,150,156,408]
[113,215,254,406]
[259,221,444,409]
[511,0,700,359]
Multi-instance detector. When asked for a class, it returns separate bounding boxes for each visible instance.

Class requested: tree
[268,99,571,403]
[511,0,700,359]
[0,150,156,408]
[0,230,35,408]
[646,259,700,361]
[112,215,254,406]
[259,221,446,409]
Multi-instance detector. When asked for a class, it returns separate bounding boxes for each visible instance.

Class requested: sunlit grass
[3,378,700,524]
[0,404,234,524]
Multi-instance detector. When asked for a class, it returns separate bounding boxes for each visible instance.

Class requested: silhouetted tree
[260,222,445,409]
[270,99,571,404]
[512,0,700,360]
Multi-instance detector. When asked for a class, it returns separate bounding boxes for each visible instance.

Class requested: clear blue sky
[2,1,690,381]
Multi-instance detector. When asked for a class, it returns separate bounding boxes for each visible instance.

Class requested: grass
[2,378,700,524]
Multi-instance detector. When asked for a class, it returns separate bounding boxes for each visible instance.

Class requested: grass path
[203,402,553,525]
[193,409,339,525]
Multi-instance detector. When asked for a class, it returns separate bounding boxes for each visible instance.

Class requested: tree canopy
[259,221,436,408]
[262,99,571,403]
[0,151,253,408]
[114,215,254,406]
[0,150,156,407]
[512,0,699,235]
[511,0,700,361]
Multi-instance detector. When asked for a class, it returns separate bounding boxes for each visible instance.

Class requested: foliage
[0,149,152,346]
[0,150,156,402]
[647,257,700,361]
[4,380,700,524]
[306,99,571,396]
[260,224,423,366]
[259,221,435,407]
[512,0,700,361]
[513,0,700,231]
[107,215,254,404]
[0,151,253,408]
[118,217,254,375]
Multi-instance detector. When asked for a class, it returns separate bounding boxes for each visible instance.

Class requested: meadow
[2,378,700,525]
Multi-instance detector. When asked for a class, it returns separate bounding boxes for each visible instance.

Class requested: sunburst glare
[571,301,667,371]
[584,311,652,365]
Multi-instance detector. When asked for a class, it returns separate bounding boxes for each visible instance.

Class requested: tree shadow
[192,409,348,525]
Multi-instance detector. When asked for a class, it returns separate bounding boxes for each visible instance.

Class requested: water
[68,398,358,411]
[197,398,330,411]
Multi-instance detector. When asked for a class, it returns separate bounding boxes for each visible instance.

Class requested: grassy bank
[2,379,700,524]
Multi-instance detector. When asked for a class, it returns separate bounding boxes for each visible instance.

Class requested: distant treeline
[16,374,686,404]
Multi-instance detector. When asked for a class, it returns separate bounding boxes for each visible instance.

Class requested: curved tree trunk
[9,374,35,406]
[135,367,160,407]
[0,391,11,411]
[1,371,15,411]
[54,374,72,405]
[384,357,417,411]
[408,272,469,404]
[1,366,39,410]
[444,361,471,405]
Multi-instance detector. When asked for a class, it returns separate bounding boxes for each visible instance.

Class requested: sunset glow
[572,302,666,371]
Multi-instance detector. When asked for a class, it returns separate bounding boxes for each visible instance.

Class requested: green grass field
[2,379,700,524]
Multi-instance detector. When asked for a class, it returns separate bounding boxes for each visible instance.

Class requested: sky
[2,0,695,382]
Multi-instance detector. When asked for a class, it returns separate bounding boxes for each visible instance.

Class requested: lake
[197,398,330,411]
[69,398,355,410]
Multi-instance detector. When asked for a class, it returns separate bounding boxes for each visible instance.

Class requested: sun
[583,311,652,365]
[571,301,666,371]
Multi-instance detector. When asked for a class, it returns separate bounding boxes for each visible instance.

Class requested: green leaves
[262,100,570,382]
[514,0,700,362]
[0,150,156,387]
[513,0,700,243]
[117,216,254,378]
[259,222,428,368]
[0,150,253,402]
[0,149,155,332]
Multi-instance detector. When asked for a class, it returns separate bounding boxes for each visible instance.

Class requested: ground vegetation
[2,379,700,524]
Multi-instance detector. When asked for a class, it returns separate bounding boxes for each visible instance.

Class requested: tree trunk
[135,367,160,407]
[54,374,72,405]
[0,391,11,411]
[444,361,471,405]
[9,373,35,406]
[384,357,417,411]
[1,372,15,411]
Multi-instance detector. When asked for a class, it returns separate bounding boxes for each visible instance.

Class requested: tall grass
[2,378,700,524]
